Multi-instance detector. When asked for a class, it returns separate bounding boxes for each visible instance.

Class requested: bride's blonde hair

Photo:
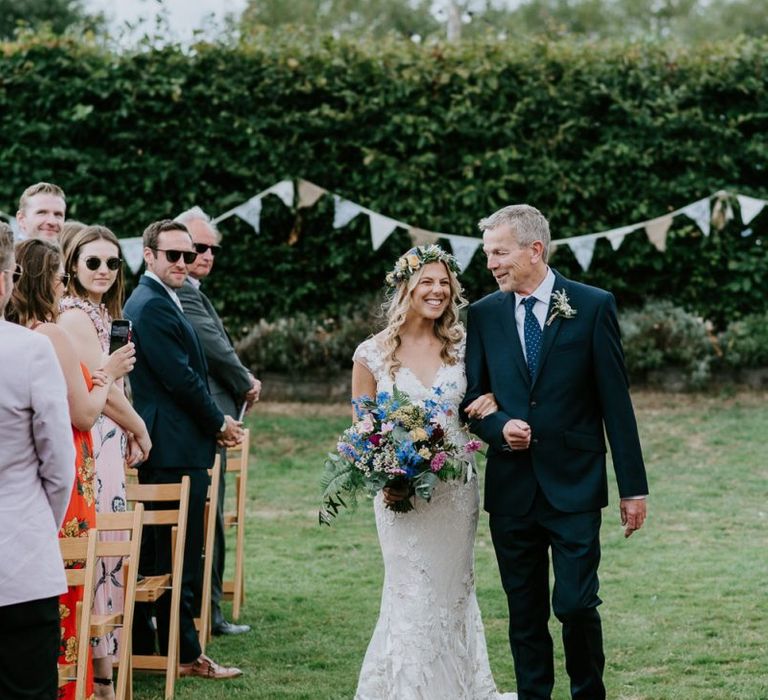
[381,253,467,379]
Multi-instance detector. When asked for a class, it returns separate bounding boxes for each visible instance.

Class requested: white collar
[514,267,556,307]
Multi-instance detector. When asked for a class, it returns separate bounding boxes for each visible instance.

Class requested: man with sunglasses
[124,219,245,681]
[176,208,261,637]
[0,221,76,699]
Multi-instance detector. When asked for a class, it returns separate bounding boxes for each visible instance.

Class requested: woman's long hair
[62,224,125,320]
[5,239,61,326]
[381,260,467,379]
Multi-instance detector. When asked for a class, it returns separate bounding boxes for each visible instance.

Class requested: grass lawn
[133,391,768,700]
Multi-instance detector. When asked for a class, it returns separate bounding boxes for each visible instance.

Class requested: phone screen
[109,320,132,354]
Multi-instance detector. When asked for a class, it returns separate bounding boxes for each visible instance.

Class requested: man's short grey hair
[478,204,551,260]
[0,221,13,271]
[176,206,221,243]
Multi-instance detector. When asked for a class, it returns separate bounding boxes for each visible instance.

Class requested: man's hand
[217,415,244,447]
[242,374,262,412]
[382,483,410,506]
[620,497,647,538]
[502,419,531,451]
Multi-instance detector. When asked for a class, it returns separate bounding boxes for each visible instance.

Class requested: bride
[352,245,517,700]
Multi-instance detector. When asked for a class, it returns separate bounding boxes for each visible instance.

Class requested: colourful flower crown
[385,244,460,288]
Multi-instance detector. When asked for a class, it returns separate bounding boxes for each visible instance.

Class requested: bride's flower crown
[385,244,460,288]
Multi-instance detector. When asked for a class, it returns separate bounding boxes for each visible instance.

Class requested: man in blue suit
[124,219,244,680]
[462,205,648,700]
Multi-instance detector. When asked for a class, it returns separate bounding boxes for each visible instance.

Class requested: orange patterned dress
[57,365,96,700]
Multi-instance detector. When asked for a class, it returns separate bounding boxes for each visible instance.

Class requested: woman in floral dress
[6,239,134,700]
[58,226,151,699]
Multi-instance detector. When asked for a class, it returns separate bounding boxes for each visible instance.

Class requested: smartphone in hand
[109,319,132,354]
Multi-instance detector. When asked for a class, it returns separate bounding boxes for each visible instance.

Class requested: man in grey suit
[177,208,261,636]
[0,222,76,699]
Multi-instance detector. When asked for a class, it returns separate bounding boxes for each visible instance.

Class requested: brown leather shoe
[179,654,243,680]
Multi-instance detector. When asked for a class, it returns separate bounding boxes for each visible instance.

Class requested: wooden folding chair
[90,505,144,700]
[221,428,251,621]
[194,461,220,652]
[58,528,99,700]
[126,477,190,700]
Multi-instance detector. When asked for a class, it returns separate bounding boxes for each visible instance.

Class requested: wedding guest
[177,207,260,636]
[462,204,648,699]
[58,225,151,698]
[15,182,66,242]
[0,224,73,700]
[124,219,243,680]
[5,237,135,700]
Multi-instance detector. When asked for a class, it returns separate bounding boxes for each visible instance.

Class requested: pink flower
[465,439,482,453]
[380,421,395,434]
[356,414,374,434]
[430,452,448,472]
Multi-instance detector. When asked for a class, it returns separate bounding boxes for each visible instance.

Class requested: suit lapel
[498,293,530,386]
[531,274,569,388]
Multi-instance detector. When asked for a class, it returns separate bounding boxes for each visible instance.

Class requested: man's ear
[530,240,545,263]
[142,247,153,268]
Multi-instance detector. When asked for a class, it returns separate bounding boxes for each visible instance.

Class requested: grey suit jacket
[178,279,252,417]
[0,320,75,606]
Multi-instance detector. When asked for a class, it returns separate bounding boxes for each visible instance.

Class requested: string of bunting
[4,182,766,275]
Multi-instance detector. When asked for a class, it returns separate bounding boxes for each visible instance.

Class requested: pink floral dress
[60,296,127,662]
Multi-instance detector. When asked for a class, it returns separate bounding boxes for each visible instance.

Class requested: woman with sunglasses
[58,225,152,699]
[5,238,135,700]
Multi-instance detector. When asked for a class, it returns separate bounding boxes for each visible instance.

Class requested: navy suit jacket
[124,275,225,470]
[462,269,648,515]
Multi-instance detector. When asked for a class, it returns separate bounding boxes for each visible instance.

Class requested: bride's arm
[351,361,376,420]
[465,393,498,419]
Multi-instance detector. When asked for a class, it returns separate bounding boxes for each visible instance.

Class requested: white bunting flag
[737,195,766,226]
[567,237,597,272]
[645,215,674,252]
[298,180,326,209]
[604,225,637,251]
[444,234,482,272]
[176,205,208,221]
[10,217,23,241]
[682,198,711,237]
[333,195,364,229]
[267,180,295,208]
[368,212,400,250]
[118,237,145,274]
[233,196,263,233]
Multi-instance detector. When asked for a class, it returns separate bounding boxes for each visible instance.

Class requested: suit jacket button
[532,438,539,445]
[530,400,537,407]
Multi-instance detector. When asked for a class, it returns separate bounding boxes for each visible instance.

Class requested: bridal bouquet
[319,387,481,525]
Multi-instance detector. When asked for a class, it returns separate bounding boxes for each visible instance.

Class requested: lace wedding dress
[353,335,516,700]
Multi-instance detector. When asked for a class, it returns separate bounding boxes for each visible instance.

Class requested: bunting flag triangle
[333,195,364,229]
[368,212,400,251]
[408,227,440,247]
[645,214,674,252]
[604,225,637,251]
[297,180,326,209]
[10,217,23,241]
[267,180,295,208]
[444,234,482,272]
[682,198,711,237]
[567,237,597,271]
[118,237,145,274]
[737,195,766,226]
[233,196,263,233]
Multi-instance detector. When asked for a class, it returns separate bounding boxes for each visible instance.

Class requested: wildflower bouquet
[319,387,481,524]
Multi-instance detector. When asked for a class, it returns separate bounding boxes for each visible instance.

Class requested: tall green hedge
[1,34,766,328]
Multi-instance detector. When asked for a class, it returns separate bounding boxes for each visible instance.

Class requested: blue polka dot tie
[522,296,542,377]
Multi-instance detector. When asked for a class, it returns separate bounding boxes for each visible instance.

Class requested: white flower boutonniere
[546,290,577,326]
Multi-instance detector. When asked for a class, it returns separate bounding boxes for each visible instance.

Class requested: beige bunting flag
[645,215,674,252]
[297,180,326,209]
[408,227,440,247]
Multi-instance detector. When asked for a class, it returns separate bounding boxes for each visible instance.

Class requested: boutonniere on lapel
[546,290,577,326]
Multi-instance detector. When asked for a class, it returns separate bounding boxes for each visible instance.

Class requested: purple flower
[465,439,482,453]
[430,451,448,472]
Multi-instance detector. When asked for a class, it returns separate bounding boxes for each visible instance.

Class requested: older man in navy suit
[124,219,244,680]
[462,205,648,700]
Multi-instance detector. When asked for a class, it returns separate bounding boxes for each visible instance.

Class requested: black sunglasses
[151,247,198,264]
[58,272,71,287]
[193,243,221,256]
[84,256,122,271]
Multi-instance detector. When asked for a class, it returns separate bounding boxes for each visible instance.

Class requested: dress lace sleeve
[353,336,384,383]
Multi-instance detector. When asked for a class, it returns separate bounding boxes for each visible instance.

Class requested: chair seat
[58,664,76,687]
[90,611,123,636]
[135,574,171,602]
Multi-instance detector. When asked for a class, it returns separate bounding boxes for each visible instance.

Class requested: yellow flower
[59,604,70,620]
[78,456,96,507]
[61,517,81,538]
[410,427,428,442]
[406,254,420,269]
[64,635,78,663]
[418,447,432,460]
